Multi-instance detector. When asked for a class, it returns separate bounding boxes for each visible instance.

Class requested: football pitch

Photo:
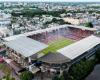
[41,38,74,54]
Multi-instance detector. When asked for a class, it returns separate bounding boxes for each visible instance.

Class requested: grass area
[0,63,11,74]
[40,38,74,54]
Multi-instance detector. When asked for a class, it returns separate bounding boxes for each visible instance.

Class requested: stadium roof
[3,25,67,41]
[23,25,97,36]
[3,25,97,41]
[68,25,97,31]
[3,34,25,41]
[39,53,71,64]
[23,25,67,36]
[57,35,100,60]
[4,37,48,57]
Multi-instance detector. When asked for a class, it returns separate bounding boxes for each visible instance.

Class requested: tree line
[11,9,66,17]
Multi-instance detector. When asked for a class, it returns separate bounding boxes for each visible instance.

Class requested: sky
[0,0,100,2]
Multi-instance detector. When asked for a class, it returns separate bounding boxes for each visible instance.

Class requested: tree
[20,71,34,80]
[2,74,15,80]
[95,49,100,62]
[59,75,64,80]
[68,59,95,80]
[45,18,71,25]
[85,22,93,28]
[52,75,59,80]
[63,71,68,80]
[12,9,66,17]
[13,29,21,35]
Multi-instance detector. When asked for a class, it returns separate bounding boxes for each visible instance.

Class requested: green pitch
[41,38,74,54]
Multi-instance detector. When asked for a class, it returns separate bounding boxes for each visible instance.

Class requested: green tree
[96,49,100,62]
[2,74,15,80]
[59,75,64,80]
[63,71,68,80]
[52,75,59,80]
[20,71,33,80]
[85,22,93,28]
[68,59,95,80]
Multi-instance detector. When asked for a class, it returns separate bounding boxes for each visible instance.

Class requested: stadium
[27,25,96,55]
[3,24,100,74]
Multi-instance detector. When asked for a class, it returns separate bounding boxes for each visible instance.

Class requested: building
[57,35,100,64]
[0,13,11,27]
[4,36,48,74]
[2,25,100,75]
[63,17,81,25]
[39,35,100,66]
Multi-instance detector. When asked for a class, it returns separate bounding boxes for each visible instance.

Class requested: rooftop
[57,35,100,60]
[4,37,48,57]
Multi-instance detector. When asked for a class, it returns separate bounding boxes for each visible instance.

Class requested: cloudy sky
[0,0,100,2]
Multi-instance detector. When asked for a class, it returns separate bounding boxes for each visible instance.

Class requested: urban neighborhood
[0,1,99,80]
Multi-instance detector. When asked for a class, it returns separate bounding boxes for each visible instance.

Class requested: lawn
[0,63,11,74]
[40,38,74,54]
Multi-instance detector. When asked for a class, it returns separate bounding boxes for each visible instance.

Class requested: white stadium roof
[68,25,97,31]
[4,37,48,57]
[23,25,97,36]
[23,25,67,36]
[57,35,100,60]
[3,34,25,41]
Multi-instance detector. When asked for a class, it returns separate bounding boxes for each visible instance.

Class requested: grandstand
[3,24,97,42]
[28,25,96,45]
[3,24,98,56]
[3,25,100,75]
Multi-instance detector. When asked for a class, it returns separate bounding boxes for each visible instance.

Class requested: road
[86,64,100,80]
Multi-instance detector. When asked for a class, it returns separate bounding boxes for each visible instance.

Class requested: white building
[0,13,11,28]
